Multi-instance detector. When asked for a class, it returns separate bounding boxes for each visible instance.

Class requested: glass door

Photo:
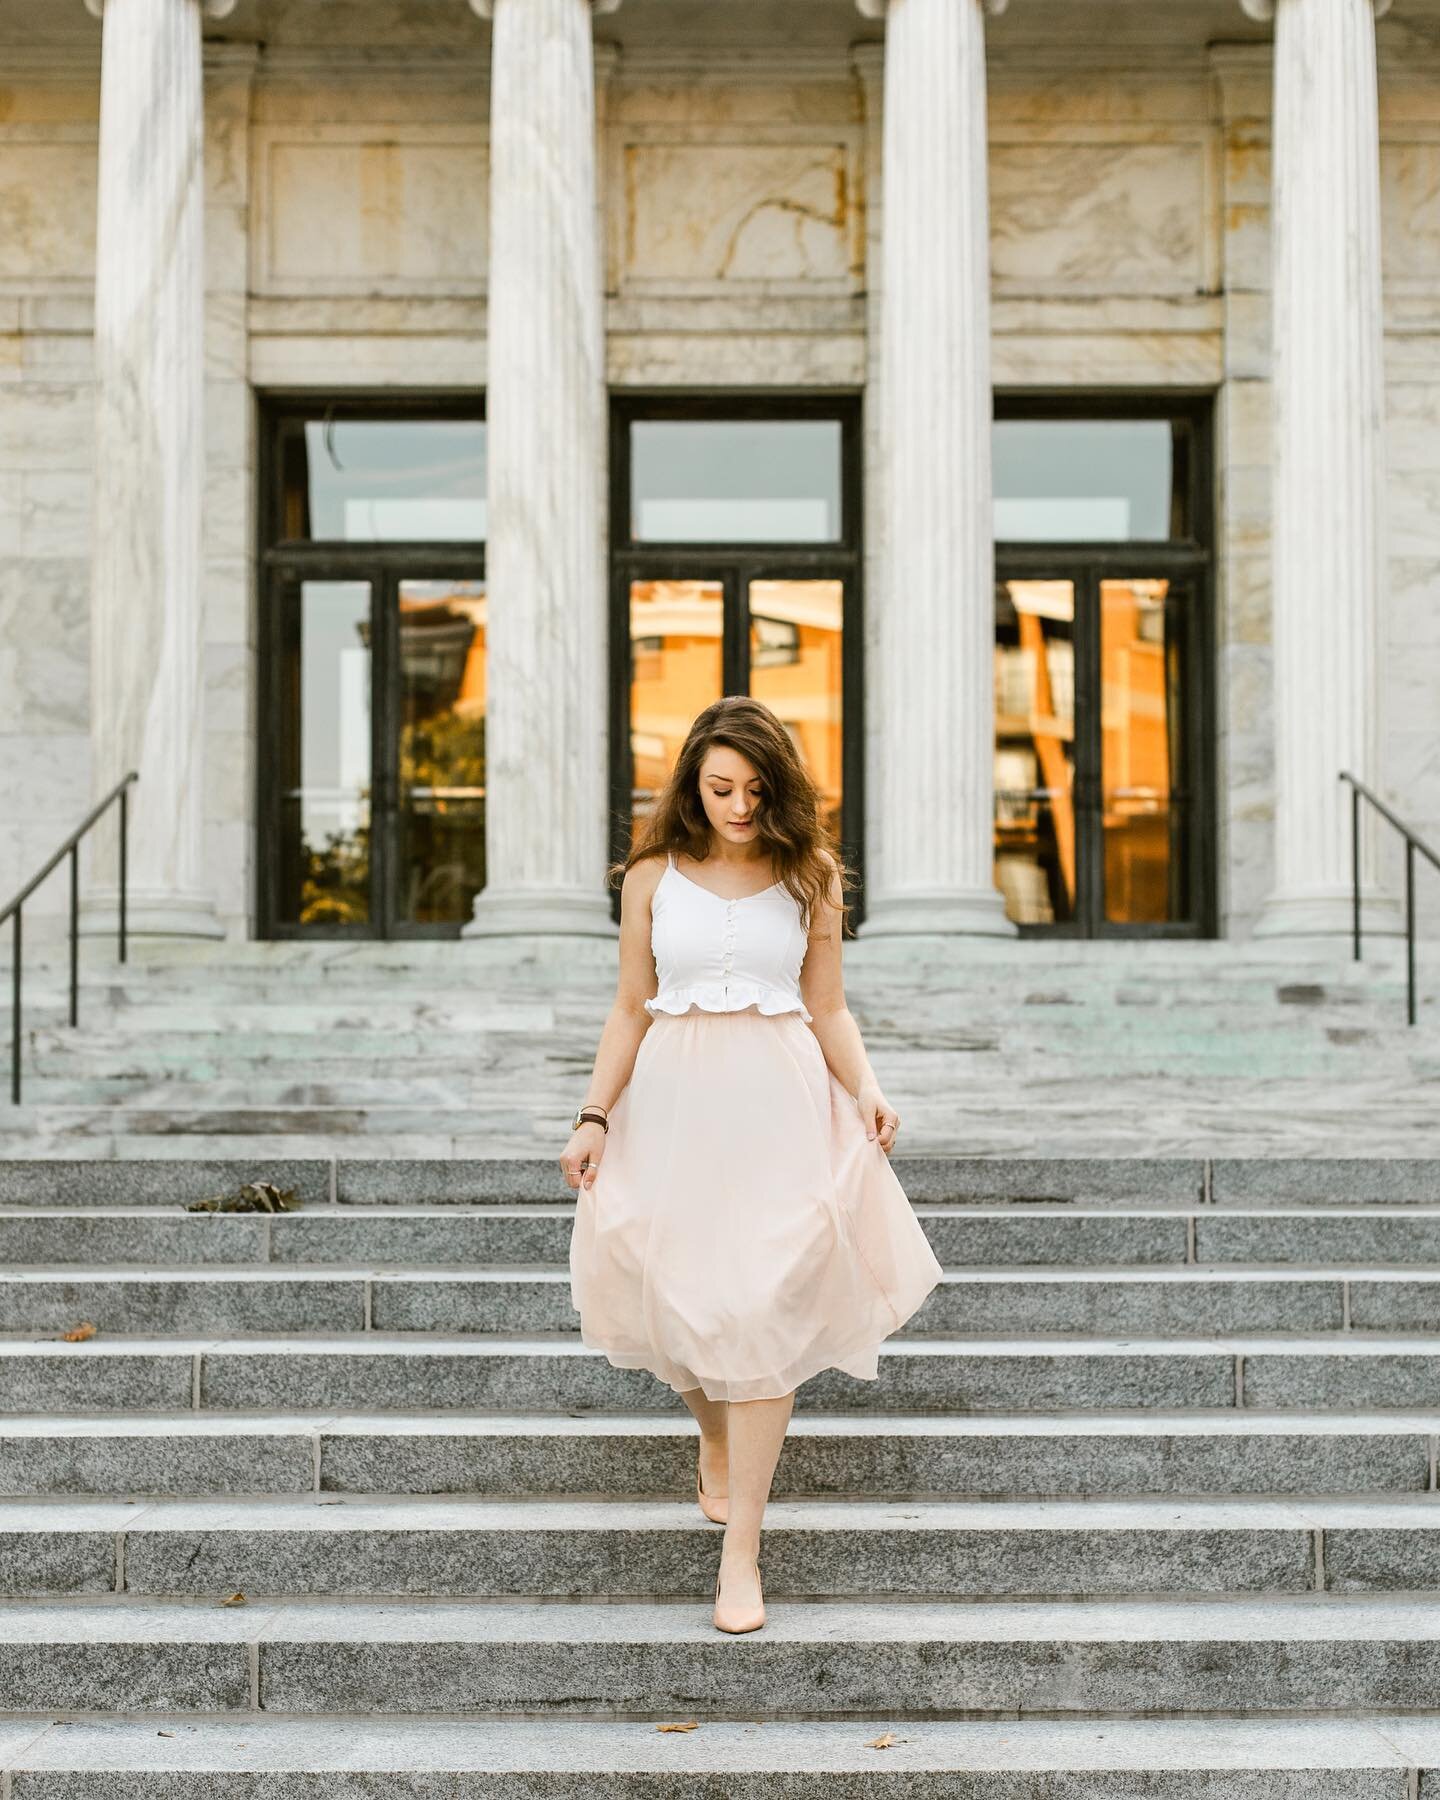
[259,402,488,938]
[994,566,1206,935]
[265,568,486,936]
[610,398,863,916]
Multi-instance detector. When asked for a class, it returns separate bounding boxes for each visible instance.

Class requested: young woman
[560,696,942,1635]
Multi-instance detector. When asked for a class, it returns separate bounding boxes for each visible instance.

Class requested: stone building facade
[0,0,1435,947]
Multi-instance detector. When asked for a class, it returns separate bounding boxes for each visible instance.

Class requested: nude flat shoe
[696,1464,729,1525]
[713,1559,765,1635]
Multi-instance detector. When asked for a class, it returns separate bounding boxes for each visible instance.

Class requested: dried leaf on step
[59,1321,96,1342]
[219,1591,247,1607]
[656,1721,699,1734]
[157,1731,174,1738]
[185,1198,220,1213]
[867,1734,900,1749]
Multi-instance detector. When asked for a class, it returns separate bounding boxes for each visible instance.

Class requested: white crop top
[644,850,813,1024]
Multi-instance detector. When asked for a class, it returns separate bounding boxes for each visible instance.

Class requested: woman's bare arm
[799,854,898,1150]
[580,858,662,1112]
[559,859,661,1191]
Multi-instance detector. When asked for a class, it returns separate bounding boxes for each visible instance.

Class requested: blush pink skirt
[568,1006,944,1403]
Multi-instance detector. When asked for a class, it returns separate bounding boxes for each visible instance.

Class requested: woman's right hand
[560,1122,607,1191]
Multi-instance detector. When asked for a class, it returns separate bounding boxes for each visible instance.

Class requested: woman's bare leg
[716,1390,794,1626]
[678,1387,729,1501]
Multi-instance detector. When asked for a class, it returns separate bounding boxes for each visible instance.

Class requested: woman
[560,696,943,1635]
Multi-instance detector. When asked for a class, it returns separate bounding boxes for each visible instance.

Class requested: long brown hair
[608,695,859,937]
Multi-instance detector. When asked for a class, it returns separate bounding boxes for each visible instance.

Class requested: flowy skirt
[568,1006,943,1402]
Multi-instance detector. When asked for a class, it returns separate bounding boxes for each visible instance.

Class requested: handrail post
[10,906,20,1107]
[1407,839,1417,1029]
[1350,778,1362,962]
[69,844,79,1029]
[118,781,128,965]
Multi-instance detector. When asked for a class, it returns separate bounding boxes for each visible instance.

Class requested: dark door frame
[607,394,866,927]
[993,390,1217,938]
[256,394,487,940]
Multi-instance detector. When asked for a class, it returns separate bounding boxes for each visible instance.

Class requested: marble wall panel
[0,142,95,283]
[1388,557,1440,647]
[0,473,21,557]
[253,128,488,293]
[620,137,859,287]
[990,331,1221,387]
[1382,139,1440,292]
[989,134,1218,296]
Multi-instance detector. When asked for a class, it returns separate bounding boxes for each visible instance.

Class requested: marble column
[1241,0,1395,937]
[80,0,234,939]
[853,0,1015,936]
[462,0,618,938]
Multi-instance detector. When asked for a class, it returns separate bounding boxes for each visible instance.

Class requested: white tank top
[644,850,813,1023]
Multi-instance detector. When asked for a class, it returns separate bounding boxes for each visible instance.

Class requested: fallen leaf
[60,1322,96,1343]
[867,1734,898,1749]
[219,1591,247,1607]
[657,1721,699,1734]
[157,1731,174,1738]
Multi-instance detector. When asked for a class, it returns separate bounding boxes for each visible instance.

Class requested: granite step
[1,1156,1436,1209]
[15,1333,1440,1415]
[7,1594,1440,1717]
[10,1086,1440,1155]
[18,1265,1440,1337]
[5,1410,1432,1500]
[14,1493,1430,1601]
[6,1716,1440,1800]
[11,1205,1440,1270]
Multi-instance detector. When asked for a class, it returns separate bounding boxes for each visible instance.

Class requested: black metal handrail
[1,771,137,1104]
[1341,770,1440,1025]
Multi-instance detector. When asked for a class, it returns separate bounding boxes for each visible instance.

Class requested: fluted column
[1242,0,1394,936]
[80,0,231,940]
[853,0,1014,936]
[462,0,618,938]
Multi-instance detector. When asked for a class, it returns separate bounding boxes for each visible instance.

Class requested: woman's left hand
[856,1081,900,1155]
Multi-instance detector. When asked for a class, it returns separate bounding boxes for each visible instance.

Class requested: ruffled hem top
[644,853,813,1025]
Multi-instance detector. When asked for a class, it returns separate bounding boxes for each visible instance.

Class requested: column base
[855,886,1018,938]
[461,885,619,939]
[1253,884,1405,941]
[77,889,226,941]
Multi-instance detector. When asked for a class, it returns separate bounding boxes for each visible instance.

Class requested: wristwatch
[572,1104,609,1132]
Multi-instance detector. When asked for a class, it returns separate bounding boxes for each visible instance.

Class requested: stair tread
[1,1716,1434,1774]
[7,1593,1440,1643]
[5,1407,1434,1437]
[6,1494,1440,1531]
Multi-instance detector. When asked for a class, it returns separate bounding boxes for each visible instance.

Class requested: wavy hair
[608,695,859,937]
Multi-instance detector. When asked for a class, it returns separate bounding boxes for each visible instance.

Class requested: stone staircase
[4,933,1440,1156]
[5,1153,1440,1792]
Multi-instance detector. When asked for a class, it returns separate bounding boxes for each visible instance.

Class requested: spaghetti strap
[666,850,675,870]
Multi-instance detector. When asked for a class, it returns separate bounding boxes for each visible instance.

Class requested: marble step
[6,1717,1440,1799]
[13,1494,1440,1601]
[1,1156,1436,1208]
[5,1410,1432,1501]
[12,1205,1440,1271]
[20,1265,1440,1337]
[10,1108,1440,1160]
[15,1333,1440,1416]
[6,1594,1440,1717]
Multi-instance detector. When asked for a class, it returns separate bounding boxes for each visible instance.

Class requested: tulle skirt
[568,1005,944,1403]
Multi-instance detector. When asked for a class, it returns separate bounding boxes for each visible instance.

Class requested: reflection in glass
[747,580,844,843]
[1101,578,1188,924]
[993,580,1077,925]
[630,580,724,839]
[281,420,487,542]
[630,420,842,543]
[282,581,372,926]
[397,579,487,924]
[993,420,1180,542]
